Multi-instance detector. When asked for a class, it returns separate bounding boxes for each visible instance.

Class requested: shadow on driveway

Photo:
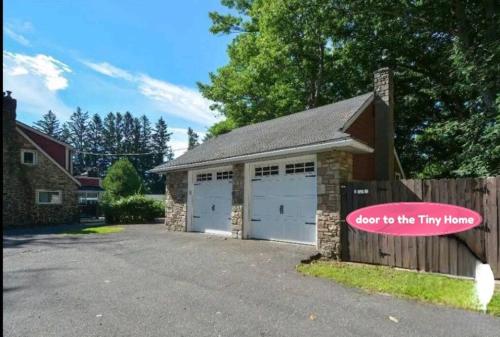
[3,223,126,249]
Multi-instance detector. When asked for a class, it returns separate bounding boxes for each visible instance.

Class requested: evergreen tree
[87,114,106,176]
[34,110,61,139]
[65,107,89,174]
[60,123,71,144]
[129,117,143,178]
[115,112,124,153]
[187,127,199,150]
[139,115,155,191]
[102,158,144,201]
[150,117,173,193]
[122,111,135,154]
[103,112,118,166]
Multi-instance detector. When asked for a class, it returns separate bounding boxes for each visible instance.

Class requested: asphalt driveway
[3,224,499,337]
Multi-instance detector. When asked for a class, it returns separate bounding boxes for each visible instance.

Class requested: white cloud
[4,26,31,46]
[80,60,133,81]
[3,51,73,119]
[82,59,222,126]
[4,51,71,91]
[138,75,219,125]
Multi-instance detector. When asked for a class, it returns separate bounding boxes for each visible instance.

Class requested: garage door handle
[305,222,316,225]
[211,204,215,211]
[193,216,200,219]
[251,218,261,222]
[306,174,316,177]
[279,205,284,214]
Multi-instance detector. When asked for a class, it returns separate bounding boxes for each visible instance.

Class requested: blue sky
[3,0,233,156]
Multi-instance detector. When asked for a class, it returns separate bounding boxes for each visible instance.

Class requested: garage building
[150,68,403,258]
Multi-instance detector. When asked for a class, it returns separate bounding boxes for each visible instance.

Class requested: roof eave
[150,137,373,173]
[16,127,82,186]
[340,93,374,131]
[16,121,75,149]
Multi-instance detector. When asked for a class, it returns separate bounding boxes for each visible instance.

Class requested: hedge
[102,194,164,224]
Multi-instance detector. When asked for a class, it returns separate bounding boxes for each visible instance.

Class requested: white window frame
[21,149,37,166]
[36,190,62,205]
[78,191,101,204]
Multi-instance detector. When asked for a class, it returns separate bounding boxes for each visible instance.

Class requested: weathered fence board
[341,177,500,279]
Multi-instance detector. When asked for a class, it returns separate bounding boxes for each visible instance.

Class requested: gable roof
[151,92,374,173]
[16,127,81,186]
[16,121,74,149]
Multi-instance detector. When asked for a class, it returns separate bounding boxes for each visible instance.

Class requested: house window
[285,162,314,174]
[216,171,233,180]
[255,165,279,177]
[36,190,62,205]
[196,173,212,182]
[21,149,37,165]
[78,191,100,205]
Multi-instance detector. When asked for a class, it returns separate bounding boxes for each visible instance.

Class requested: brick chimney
[373,68,395,180]
[3,91,17,132]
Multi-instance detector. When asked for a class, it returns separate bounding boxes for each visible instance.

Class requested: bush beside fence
[102,195,164,224]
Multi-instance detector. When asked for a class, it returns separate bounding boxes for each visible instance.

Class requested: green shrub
[102,195,164,224]
[103,158,144,201]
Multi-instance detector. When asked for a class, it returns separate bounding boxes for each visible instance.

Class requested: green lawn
[63,225,124,235]
[297,261,500,316]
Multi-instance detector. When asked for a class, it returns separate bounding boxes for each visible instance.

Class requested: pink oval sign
[346,202,482,236]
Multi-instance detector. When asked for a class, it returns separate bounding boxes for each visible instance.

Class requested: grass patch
[297,261,500,316]
[63,225,124,235]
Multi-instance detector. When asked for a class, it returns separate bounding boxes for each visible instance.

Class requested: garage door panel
[191,171,232,234]
[250,158,317,245]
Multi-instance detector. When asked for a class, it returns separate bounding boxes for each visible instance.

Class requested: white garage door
[250,157,317,245]
[191,169,233,235]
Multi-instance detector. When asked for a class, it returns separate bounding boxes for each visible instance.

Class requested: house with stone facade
[2,92,81,226]
[150,68,404,258]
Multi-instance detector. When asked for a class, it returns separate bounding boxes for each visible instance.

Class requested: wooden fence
[340,177,499,279]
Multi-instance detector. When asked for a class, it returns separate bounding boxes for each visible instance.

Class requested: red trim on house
[75,177,101,188]
[18,125,68,169]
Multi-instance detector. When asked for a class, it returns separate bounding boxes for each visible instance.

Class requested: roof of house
[15,126,81,186]
[75,176,102,188]
[16,121,73,149]
[151,92,374,173]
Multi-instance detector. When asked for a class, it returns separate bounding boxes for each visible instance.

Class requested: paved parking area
[3,224,499,337]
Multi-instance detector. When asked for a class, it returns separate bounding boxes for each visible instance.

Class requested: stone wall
[164,170,188,231]
[231,164,244,238]
[2,131,79,227]
[316,150,353,259]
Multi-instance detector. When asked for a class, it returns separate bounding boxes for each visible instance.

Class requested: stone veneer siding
[231,164,244,238]
[316,150,353,259]
[163,151,354,259]
[2,130,79,227]
[164,170,188,231]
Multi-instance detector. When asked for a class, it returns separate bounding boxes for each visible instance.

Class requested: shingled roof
[151,92,374,172]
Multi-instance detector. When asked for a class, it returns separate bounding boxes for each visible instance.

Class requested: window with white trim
[21,149,37,165]
[196,173,212,182]
[78,191,100,204]
[36,190,62,205]
[255,165,279,177]
[285,161,315,174]
[216,171,233,180]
